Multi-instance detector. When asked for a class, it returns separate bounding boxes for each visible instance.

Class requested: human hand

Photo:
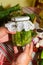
[12,42,33,65]
[0,27,16,43]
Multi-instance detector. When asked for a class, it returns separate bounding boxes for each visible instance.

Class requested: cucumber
[12,30,32,46]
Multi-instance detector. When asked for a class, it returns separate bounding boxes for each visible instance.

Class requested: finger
[13,46,18,54]
[0,27,8,38]
[0,27,16,38]
[0,34,9,43]
[8,31,16,34]
[28,56,32,61]
[29,42,33,56]
[0,27,8,33]
[24,44,30,54]
[4,27,16,34]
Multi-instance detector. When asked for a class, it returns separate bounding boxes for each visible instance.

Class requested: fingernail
[27,44,30,47]
[23,47,25,50]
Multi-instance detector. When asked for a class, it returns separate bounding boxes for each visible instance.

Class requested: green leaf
[0,5,4,11]
[24,13,35,21]
[41,51,43,59]
[39,59,43,65]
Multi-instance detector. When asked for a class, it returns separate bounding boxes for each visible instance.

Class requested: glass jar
[5,16,35,47]
[11,16,35,46]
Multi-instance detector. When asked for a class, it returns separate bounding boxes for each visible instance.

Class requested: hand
[0,27,16,43]
[12,42,33,65]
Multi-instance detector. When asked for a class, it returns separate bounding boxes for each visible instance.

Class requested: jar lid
[11,16,30,22]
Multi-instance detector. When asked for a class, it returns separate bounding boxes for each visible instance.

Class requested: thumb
[24,44,30,54]
[5,28,16,34]
[13,46,18,54]
[7,30,16,34]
